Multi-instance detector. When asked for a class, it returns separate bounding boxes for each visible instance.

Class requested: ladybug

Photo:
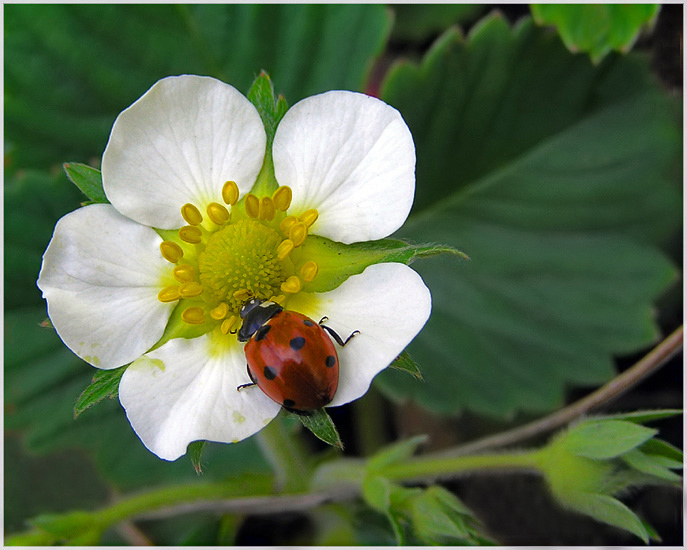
[236,298,358,412]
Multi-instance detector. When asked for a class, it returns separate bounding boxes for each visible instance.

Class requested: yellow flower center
[156,181,320,338]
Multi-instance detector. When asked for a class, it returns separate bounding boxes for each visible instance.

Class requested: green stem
[381,449,543,482]
[256,415,312,492]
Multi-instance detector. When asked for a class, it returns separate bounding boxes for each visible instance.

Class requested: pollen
[207,202,230,225]
[276,239,294,260]
[210,302,230,320]
[158,286,180,302]
[272,186,292,211]
[281,275,302,294]
[300,209,319,228]
[289,222,308,247]
[179,225,202,244]
[279,215,298,235]
[182,307,206,325]
[259,197,276,221]
[222,180,239,206]
[179,281,203,298]
[160,241,183,263]
[173,264,195,283]
[300,261,318,282]
[244,193,259,218]
[181,203,203,226]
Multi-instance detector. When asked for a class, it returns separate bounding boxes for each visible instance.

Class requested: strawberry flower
[37,75,431,460]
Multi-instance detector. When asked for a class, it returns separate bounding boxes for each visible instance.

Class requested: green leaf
[188,441,207,475]
[367,435,428,472]
[391,4,486,42]
[377,14,681,417]
[389,351,424,381]
[5,4,391,170]
[621,449,682,483]
[597,409,683,424]
[565,492,650,543]
[63,163,108,204]
[297,408,343,449]
[73,366,126,418]
[564,420,657,459]
[301,235,467,293]
[361,476,410,545]
[531,4,660,63]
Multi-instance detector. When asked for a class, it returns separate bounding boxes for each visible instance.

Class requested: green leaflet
[63,163,109,204]
[531,4,660,63]
[377,14,681,417]
[73,366,126,418]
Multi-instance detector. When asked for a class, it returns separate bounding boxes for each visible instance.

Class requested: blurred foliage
[4,3,682,546]
[531,4,660,62]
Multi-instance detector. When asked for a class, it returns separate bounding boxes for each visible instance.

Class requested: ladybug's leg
[237,364,257,391]
[320,322,360,347]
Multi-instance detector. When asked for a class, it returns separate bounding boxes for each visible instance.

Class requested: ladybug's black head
[237,299,283,342]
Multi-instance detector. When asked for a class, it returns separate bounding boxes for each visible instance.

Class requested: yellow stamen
[173,264,195,283]
[221,315,238,335]
[272,186,292,212]
[289,222,308,247]
[281,275,302,294]
[158,286,180,303]
[276,239,294,260]
[182,307,206,325]
[179,281,203,298]
[207,202,230,225]
[222,180,239,206]
[210,302,230,321]
[300,261,318,282]
[279,215,298,235]
[272,294,286,305]
[259,196,276,221]
[181,203,203,226]
[300,209,319,228]
[160,241,183,263]
[179,225,202,244]
[244,193,259,218]
[233,288,253,302]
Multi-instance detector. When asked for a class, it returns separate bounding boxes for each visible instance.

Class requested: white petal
[288,263,431,406]
[119,335,281,461]
[273,91,416,244]
[37,204,174,369]
[102,75,266,229]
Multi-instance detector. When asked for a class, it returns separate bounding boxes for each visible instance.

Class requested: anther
[179,225,202,244]
[272,186,292,212]
[173,264,195,283]
[158,286,181,303]
[259,197,276,221]
[210,302,230,321]
[179,281,204,298]
[181,203,203,226]
[222,181,239,206]
[272,294,286,305]
[233,288,253,302]
[181,307,206,325]
[276,239,294,260]
[160,241,184,263]
[207,202,230,225]
[221,315,238,335]
[279,215,298,235]
[300,209,319,228]
[281,275,302,294]
[244,193,259,218]
[300,261,318,282]
[289,222,308,247]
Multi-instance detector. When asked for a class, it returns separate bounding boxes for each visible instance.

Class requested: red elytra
[236,299,358,412]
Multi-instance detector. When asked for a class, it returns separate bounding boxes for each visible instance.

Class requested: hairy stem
[256,414,311,492]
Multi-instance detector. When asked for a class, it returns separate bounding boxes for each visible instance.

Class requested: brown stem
[431,325,683,458]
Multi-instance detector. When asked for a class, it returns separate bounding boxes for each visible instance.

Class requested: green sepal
[63,163,108,204]
[389,351,423,381]
[73,365,126,418]
[188,440,207,474]
[596,409,683,425]
[246,71,288,197]
[639,438,683,464]
[564,419,657,459]
[301,235,468,293]
[295,408,343,449]
[621,448,682,483]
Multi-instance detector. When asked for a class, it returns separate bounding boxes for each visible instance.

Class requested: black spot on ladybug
[283,398,296,408]
[255,324,271,341]
[264,365,277,380]
[290,336,306,351]
[303,319,315,327]
[325,355,336,368]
